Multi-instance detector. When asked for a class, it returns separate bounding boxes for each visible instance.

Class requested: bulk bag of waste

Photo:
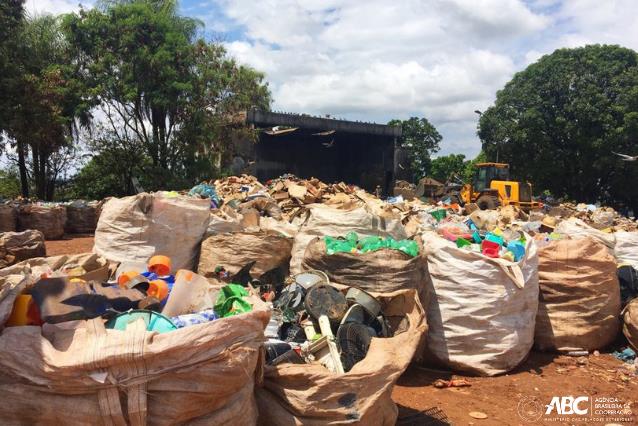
[94,192,210,271]
[623,298,638,352]
[0,204,17,232]
[18,203,67,240]
[555,217,616,251]
[1,252,110,282]
[198,231,293,280]
[65,200,102,234]
[290,205,406,274]
[423,231,539,376]
[0,265,270,425]
[301,234,427,302]
[535,237,621,351]
[0,230,46,268]
[614,231,638,269]
[255,289,426,425]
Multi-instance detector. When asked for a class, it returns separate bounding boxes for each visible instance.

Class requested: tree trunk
[16,140,29,198]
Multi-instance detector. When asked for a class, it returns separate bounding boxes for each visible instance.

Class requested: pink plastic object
[481,240,500,258]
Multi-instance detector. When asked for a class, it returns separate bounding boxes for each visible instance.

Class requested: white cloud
[220,0,543,156]
[30,0,638,157]
[24,0,92,16]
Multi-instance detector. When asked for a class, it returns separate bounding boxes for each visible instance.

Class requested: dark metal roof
[247,109,401,137]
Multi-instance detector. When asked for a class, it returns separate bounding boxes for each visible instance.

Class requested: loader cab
[473,163,510,191]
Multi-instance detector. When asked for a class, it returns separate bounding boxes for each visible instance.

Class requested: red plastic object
[481,240,500,258]
[148,255,171,276]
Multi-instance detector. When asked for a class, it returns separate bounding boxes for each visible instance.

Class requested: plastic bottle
[161,270,217,317]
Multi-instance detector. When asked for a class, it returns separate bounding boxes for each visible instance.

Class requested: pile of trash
[0,252,268,423]
[547,202,638,231]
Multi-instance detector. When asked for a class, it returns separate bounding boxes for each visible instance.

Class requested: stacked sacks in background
[534,237,621,351]
[17,203,67,240]
[94,192,210,271]
[422,229,539,376]
[65,200,102,234]
[0,204,17,232]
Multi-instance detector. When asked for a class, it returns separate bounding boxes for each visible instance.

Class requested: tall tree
[65,0,270,189]
[4,14,92,200]
[388,116,442,181]
[430,154,466,183]
[0,1,27,196]
[478,45,638,209]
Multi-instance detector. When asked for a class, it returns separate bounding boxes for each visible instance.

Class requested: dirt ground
[45,234,95,256]
[394,351,637,425]
[45,235,638,426]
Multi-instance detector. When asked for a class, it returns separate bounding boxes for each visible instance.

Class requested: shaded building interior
[246,110,402,194]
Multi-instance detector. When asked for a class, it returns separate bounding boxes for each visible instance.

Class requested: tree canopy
[64,0,270,191]
[388,116,441,181]
[478,44,638,210]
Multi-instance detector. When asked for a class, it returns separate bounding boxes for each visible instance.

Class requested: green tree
[64,0,270,191]
[388,116,441,181]
[4,14,92,200]
[430,154,466,182]
[478,45,638,209]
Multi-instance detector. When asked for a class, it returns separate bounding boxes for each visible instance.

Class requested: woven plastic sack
[18,204,67,240]
[94,192,210,271]
[535,237,621,351]
[423,231,539,376]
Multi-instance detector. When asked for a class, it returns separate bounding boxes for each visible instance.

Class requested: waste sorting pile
[0,251,268,424]
[2,174,638,424]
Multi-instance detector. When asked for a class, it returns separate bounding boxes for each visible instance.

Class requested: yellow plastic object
[118,270,141,288]
[148,280,169,301]
[501,251,515,262]
[492,227,503,237]
[148,255,171,276]
[6,295,32,326]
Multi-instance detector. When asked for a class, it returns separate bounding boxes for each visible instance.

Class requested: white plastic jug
[162,270,217,317]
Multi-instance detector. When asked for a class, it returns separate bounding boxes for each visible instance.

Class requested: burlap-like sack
[614,231,638,269]
[0,204,17,233]
[94,192,210,271]
[255,288,426,425]
[18,204,67,240]
[1,252,110,282]
[301,238,427,303]
[555,218,616,251]
[0,230,46,268]
[290,205,406,274]
[623,298,638,352]
[198,232,293,278]
[535,238,620,351]
[65,200,102,234]
[423,231,539,376]
[0,264,269,425]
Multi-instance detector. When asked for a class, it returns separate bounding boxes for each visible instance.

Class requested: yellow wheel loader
[457,163,541,211]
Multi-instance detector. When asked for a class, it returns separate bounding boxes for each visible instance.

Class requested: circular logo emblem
[518,396,543,422]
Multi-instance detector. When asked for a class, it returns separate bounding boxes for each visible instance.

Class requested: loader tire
[476,195,500,210]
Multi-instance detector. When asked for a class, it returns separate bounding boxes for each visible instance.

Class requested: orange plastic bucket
[148,255,171,276]
[148,280,169,301]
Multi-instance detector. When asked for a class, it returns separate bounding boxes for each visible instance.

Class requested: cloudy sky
[26,0,638,157]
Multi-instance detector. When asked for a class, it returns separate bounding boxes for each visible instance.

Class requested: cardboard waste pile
[2,174,638,424]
